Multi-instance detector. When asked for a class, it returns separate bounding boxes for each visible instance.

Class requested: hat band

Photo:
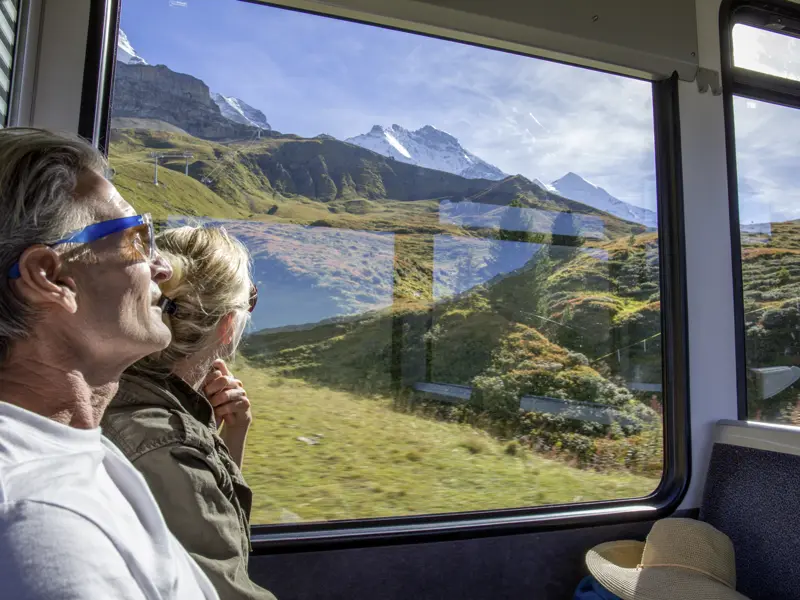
[636,563,733,589]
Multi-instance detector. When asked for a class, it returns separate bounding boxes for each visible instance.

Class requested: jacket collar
[116,369,216,430]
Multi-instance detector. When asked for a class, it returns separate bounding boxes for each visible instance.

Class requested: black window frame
[80,0,690,550]
[720,0,800,421]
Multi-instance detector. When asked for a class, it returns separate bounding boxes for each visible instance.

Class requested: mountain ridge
[212,93,271,130]
[346,124,507,181]
[551,172,657,229]
[117,29,147,65]
[117,29,271,137]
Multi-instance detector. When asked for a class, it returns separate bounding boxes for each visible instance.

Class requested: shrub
[460,435,491,455]
[504,440,522,456]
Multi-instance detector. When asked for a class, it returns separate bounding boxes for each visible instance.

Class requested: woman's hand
[203,359,252,431]
[204,359,252,468]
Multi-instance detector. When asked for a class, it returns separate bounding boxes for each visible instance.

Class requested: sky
[120,1,800,223]
[732,25,800,225]
[120,0,658,210]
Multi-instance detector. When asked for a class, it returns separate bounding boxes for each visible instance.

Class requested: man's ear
[12,246,78,314]
[217,312,237,345]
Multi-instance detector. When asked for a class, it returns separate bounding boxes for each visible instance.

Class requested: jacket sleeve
[133,444,277,600]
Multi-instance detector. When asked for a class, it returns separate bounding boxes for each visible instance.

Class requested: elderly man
[0,128,220,599]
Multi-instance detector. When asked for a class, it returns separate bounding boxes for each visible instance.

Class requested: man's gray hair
[0,128,109,363]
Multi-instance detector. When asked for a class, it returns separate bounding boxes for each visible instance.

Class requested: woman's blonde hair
[135,225,253,383]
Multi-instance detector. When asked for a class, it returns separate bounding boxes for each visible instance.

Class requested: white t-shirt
[0,400,220,600]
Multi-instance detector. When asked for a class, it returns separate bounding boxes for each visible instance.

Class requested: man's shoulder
[0,498,117,557]
[0,500,149,599]
[1,497,97,529]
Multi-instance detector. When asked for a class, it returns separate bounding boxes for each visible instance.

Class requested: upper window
[0,0,19,126]
[732,23,800,82]
[727,4,800,425]
[112,0,666,525]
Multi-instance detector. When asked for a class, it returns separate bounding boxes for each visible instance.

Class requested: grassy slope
[109,128,279,219]
[111,160,251,220]
[237,362,656,523]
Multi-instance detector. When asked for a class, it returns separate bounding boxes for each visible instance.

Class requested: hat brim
[586,540,750,600]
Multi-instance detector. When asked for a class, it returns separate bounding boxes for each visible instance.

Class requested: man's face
[60,170,173,369]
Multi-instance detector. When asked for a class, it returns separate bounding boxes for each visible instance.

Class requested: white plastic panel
[715,419,800,456]
[677,0,741,511]
[259,0,699,81]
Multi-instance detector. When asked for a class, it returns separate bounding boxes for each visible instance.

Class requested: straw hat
[585,518,750,600]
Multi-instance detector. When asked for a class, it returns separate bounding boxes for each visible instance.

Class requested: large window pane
[113,0,664,524]
[734,96,800,425]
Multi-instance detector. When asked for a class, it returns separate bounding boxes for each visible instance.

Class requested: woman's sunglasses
[8,213,156,279]
[248,283,258,313]
[162,282,258,317]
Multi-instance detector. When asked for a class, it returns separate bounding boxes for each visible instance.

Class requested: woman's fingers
[208,386,247,407]
[214,397,251,420]
[212,359,231,377]
[204,374,240,397]
[204,369,222,386]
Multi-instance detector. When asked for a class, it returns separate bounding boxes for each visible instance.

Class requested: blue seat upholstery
[700,420,800,600]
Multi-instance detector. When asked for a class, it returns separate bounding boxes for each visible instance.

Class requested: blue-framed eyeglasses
[8,213,156,279]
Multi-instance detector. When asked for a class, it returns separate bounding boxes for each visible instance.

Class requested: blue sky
[121,0,659,211]
[122,1,800,223]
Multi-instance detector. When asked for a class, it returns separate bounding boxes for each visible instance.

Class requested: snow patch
[117,29,147,65]
[383,130,412,159]
[212,93,271,130]
[346,124,507,181]
[551,172,657,228]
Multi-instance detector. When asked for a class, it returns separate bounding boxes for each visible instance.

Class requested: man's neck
[0,339,123,429]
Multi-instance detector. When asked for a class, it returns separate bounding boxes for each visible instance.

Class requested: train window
[111,0,668,525]
[0,0,18,126]
[727,4,800,425]
[732,23,800,82]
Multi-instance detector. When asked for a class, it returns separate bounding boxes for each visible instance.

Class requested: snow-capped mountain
[212,93,271,130]
[117,29,147,65]
[117,29,271,133]
[533,178,557,193]
[551,172,658,228]
[346,124,507,181]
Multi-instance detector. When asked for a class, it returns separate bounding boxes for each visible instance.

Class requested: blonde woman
[101,226,276,600]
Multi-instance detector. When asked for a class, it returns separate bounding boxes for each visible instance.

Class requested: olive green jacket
[101,370,276,600]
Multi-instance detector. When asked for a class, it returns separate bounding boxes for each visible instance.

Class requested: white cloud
[529,113,547,131]
[376,42,657,209]
[733,96,800,224]
[732,24,800,82]
[145,7,660,211]
[728,27,800,225]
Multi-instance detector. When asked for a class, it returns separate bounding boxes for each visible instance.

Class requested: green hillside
[243,233,664,475]
[109,125,651,312]
[109,126,646,239]
[237,362,656,523]
[740,242,800,419]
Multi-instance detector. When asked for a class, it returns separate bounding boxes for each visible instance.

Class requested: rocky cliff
[111,62,259,140]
